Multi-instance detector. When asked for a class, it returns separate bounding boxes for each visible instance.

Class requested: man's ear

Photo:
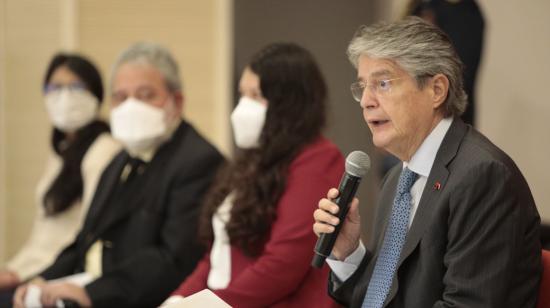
[431,74,449,109]
[173,91,184,115]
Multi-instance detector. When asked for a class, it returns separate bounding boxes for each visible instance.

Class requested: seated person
[313,17,541,308]
[13,42,224,308]
[0,53,120,290]
[168,43,343,308]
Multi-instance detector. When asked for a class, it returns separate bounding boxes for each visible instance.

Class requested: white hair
[111,42,182,92]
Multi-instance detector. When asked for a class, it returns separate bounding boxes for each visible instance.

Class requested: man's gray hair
[347,16,467,117]
[111,42,182,92]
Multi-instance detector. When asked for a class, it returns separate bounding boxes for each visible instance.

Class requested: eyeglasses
[111,87,162,105]
[350,78,403,102]
[44,82,87,94]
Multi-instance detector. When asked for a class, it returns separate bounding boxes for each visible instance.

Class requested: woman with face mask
[165,43,344,307]
[0,54,121,294]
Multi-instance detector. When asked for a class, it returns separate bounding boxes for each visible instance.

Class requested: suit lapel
[398,119,468,264]
[93,122,187,236]
[93,169,149,236]
[397,166,449,266]
[384,118,469,306]
[83,152,128,235]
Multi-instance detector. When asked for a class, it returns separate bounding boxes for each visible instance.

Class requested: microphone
[311,151,370,268]
[61,299,81,308]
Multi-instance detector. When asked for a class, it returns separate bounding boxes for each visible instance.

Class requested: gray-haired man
[313,17,541,308]
[14,42,224,307]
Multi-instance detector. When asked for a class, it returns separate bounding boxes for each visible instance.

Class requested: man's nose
[360,88,378,109]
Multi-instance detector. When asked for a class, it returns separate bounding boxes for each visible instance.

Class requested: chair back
[537,250,550,308]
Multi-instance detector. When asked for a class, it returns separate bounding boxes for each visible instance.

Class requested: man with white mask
[13,42,224,308]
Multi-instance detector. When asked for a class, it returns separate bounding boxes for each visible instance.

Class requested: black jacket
[41,120,224,307]
[330,119,541,307]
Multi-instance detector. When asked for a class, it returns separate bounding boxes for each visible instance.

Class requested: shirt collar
[403,117,453,177]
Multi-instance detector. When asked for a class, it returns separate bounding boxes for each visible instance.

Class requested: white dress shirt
[327,117,453,282]
[207,194,234,289]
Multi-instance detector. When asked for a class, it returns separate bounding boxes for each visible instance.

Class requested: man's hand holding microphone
[311,151,370,267]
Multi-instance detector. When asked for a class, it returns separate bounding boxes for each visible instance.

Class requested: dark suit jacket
[41,120,224,308]
[330,118,541,307]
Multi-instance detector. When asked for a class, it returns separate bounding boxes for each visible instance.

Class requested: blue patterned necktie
[362,167,418,308]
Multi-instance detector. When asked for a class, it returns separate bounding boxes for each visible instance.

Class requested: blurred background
[0,0,549,261]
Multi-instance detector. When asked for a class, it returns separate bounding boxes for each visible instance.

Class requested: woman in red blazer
[168,43,344,307]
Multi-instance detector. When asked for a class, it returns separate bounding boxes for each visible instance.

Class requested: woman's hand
[0,270,20,290]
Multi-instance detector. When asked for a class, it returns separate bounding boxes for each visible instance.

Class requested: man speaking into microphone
[313,17,541,308]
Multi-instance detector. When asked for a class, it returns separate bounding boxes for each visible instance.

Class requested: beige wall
[476,0,550,223]
[0,0,7,263]
[0,0,231,261]
[386,0,550,223]
[2,0,548,262]
[76,0,231,152]
[1,0,64,261]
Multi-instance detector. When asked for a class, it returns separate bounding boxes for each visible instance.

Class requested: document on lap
[159,289,231,308]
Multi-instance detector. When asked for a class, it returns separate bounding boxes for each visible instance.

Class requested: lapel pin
[434,181,441,190]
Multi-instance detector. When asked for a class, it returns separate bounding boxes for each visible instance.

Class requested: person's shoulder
[177,121,220,152]
[82,132,122,168]
[296,136,342,160]
[90,132,122,154]
[458,127,518,171]
[451,126,527,188]
[289,136,344,174]
[170,121,225,167]
[447,127,537,213]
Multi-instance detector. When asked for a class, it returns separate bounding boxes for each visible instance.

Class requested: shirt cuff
[325,241,366,282]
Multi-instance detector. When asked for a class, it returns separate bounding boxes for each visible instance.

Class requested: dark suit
[40,120,224,307]
[330,119,541,307]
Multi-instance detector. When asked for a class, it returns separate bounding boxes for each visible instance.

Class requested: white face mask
[44,88,99,132]
[110,97,172,154]
[230,96,267,149]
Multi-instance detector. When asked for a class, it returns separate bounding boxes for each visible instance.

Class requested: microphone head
[345,151,371,178]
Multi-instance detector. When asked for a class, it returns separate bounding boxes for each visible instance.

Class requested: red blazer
[173,137,344,307]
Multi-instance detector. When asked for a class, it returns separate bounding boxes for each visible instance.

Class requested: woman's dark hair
[42,53,109,216]
[199,43,328,256]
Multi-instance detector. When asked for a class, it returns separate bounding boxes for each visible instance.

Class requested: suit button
[104,240,113,248]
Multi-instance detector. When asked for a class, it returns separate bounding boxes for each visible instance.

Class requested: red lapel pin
[433,181,441,190]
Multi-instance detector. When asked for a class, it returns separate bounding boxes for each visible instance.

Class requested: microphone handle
[312,173,361,268]
[61,299,81,308]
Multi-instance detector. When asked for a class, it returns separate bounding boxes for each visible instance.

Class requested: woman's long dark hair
[42,53,109,216]
[199,43,328,256]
